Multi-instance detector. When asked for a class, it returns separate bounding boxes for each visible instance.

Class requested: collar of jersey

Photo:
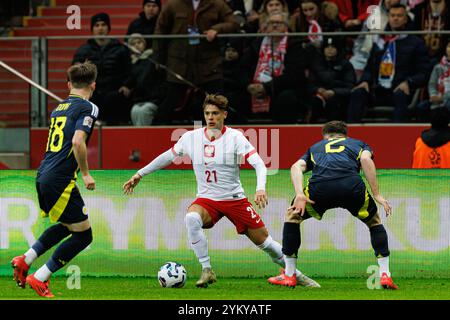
[204,126,227,142]
[69,94,86,100]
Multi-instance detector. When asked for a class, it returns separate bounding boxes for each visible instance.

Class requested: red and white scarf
[251,36,288,113]
[308,19,323,43]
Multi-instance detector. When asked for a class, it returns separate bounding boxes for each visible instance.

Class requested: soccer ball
[157,262,187,288]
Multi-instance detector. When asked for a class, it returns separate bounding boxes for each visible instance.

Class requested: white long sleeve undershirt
[247,152,267,192]
[137,149,175,177]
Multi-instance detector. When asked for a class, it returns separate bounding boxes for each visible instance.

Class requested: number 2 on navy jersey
[325,138,346,153]
[205,170,217,183]
[46,116,67,152]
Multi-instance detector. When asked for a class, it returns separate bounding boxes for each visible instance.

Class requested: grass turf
[1,276,450,300]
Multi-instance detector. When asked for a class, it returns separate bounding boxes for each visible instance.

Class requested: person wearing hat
[124,33,165,126]
[305,36,356,123]
[73,12,133,125]
[126,0,161,49]
[412,106,450,168]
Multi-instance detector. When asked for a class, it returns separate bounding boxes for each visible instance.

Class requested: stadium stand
[0,0,145,127]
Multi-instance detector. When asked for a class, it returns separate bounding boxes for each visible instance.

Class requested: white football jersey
[172,127,256,200]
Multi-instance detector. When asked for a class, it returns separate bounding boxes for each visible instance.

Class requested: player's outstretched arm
[122,148,177,195]
[289,159,315,216]
[73,130,95,191]
[360,150,392,217]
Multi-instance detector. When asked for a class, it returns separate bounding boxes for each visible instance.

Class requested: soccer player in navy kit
[11,62,99,297]
[268,121,398,289]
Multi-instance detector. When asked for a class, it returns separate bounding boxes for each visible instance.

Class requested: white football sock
[34,264,52,282]
[257,236,284,266]
[24,248,38,266]
[285,257,297,277]
[256,236,302,277]
[378,256,390,277]
[185,212,211,270]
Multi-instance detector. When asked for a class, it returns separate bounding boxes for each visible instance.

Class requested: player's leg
[12,223,71,289]
[12,182,71,288]
[186,203,217,287]
[353,189,397,290]
[364,211,398,289]
[266,207,306,287]
[228,198,319,287]
[27,187,92,297]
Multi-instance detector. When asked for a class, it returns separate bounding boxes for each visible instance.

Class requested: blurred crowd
[19,0,450,125]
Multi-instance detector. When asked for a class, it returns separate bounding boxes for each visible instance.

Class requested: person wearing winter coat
[126,0,161,49]
[306,36,356,123]
[241,11,308,123]
[73,13,132,125]
[347,4,430,123]
[124,34,166,126]
[416,39,450,120]
[152,0,239,124]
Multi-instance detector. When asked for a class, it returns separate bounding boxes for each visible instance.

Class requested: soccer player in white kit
[123,94,320,288]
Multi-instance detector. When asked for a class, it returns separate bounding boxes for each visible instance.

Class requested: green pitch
[1,276,450,300]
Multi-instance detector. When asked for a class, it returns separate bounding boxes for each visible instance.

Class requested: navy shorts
[36,180,88,224]
[295,176,378,223]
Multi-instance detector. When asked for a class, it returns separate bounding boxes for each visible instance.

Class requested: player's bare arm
[72,129,95,190]
[289,159,315,216]
[123,148,176,195]
[360,150,392,217]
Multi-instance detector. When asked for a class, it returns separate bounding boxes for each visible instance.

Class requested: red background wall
[30,125,427,169]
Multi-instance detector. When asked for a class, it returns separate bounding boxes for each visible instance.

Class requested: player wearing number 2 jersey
[11,62,99,298]
[268,121,398,289]
[123,94,320,288]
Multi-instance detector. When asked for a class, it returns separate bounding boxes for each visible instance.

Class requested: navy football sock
[282,222,301,258]
[46,228,93,273]
[370,224,390,258]
[32,223,71,256]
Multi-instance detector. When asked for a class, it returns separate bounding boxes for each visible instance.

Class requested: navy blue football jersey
[37,94,99,183]
[300,137,373,183]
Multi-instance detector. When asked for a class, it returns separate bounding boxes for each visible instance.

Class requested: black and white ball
[158,262,187,288]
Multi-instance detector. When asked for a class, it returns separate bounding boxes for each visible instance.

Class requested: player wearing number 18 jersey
[11,62,99,297]
[268,121,398,289]
[123,94,319,288]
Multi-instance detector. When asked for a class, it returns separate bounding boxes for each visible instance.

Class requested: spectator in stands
[290,0,342,48]
[126,0,161,49]
[124,33,165,126]
[330,0,379,31]
[350,0,410,80]
[241,11,308,123]
[412,106,450,167]
[152,0,239,124]
[234,0,263,33]
[411,0,450,65]
[306,36,356,123]
[222,39,249,123]
[347,3,430,123]
[416,39,450,121]
[73,13,132,125]
[257,0,290,32]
